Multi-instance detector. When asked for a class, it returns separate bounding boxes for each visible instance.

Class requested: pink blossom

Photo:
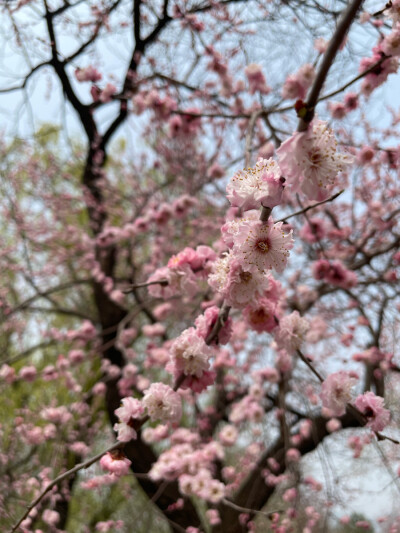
[320,371,357,416]
[168,245,216,275]
[229,396,264,424]
[142,323,166,337]
[208,252,271,308]
[282,75,307,100]
[219,424,239,446]
[0,364,16,383]
[274,311,309,353]
[42,509,59,527]
[299,218,326,243]
[314,37,328,53]
[18,365,37,382]
[207,162,225,179]
[354,392,390,432]
[286,448,301,462]
[258,141,275,160]
[382,26,400,56]
[147,265,196,299]
[115,397,144,423]
[357,146,375,165]
[277,120,352,200]
[25,426,45,445]
[344,92,359,110]
[75,66,102,83]
[283,488,297,502]
[180,370,216,392]
[388,0,400,24]
[41,406,72,424]
[282,64,315,100]
[226,158,284,211]
[194,306,232,345]
[231,218,294,274]
[68,350,85,365]
[100,451,131,476]
[328,101,347,119]
[113,397,144,441]
[99,83,117,103]
[359,50,398,95]
[95,520,124,532]
[206,509,221,525]
[243,297,278,333]
[326,418,342,433]
[245,63,271,94]
[153,302,173,320]
[168,327,213,379]
[142,382,182,423]
[312,259,357,288]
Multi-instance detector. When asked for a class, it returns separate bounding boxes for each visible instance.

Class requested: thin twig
[122,279,169,293]
[10,441,123,533]
[276,190,344,223]
[205,302,231,345]
[245,109,263,167]
[222,498,282,518]
[297,350,324,382]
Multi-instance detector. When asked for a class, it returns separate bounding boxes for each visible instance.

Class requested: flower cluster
[312,259,357,288]
[147,245,216,299]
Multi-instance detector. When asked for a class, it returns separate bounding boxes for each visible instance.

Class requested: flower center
[250,309,270,324]
[256,240,269,253]
[240,271,252,283]
[310,149,322,166]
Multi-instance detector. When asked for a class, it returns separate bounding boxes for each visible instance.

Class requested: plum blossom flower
[114,397,144,442]
[232,218,294,274]
[282,63,315,100]
[219,424,239,446]
[206,509,221,526]
[243,297,278,333]
[147,265,197,299]
[314,37,328,53]
[382,25,400,57]
[312,259,357,288]
[142,383,182,423]
[179,469,225,503]
[226,158,285,211]
[208,252,271,308]
[344,92,358,110]
[245,63,271,94]
[354,392,390,432]
[100,450,131,477]
[168,328,213,379]
[277,120,352,200]
[274,311,310,353]
[388,0,400,24]
[359,48,398,96]
[75,66,102,83]
[328,101,347,119]
[42,509,60,527]
[194,306,232,345]
[299,217,327,243]
[320,371,357,417]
